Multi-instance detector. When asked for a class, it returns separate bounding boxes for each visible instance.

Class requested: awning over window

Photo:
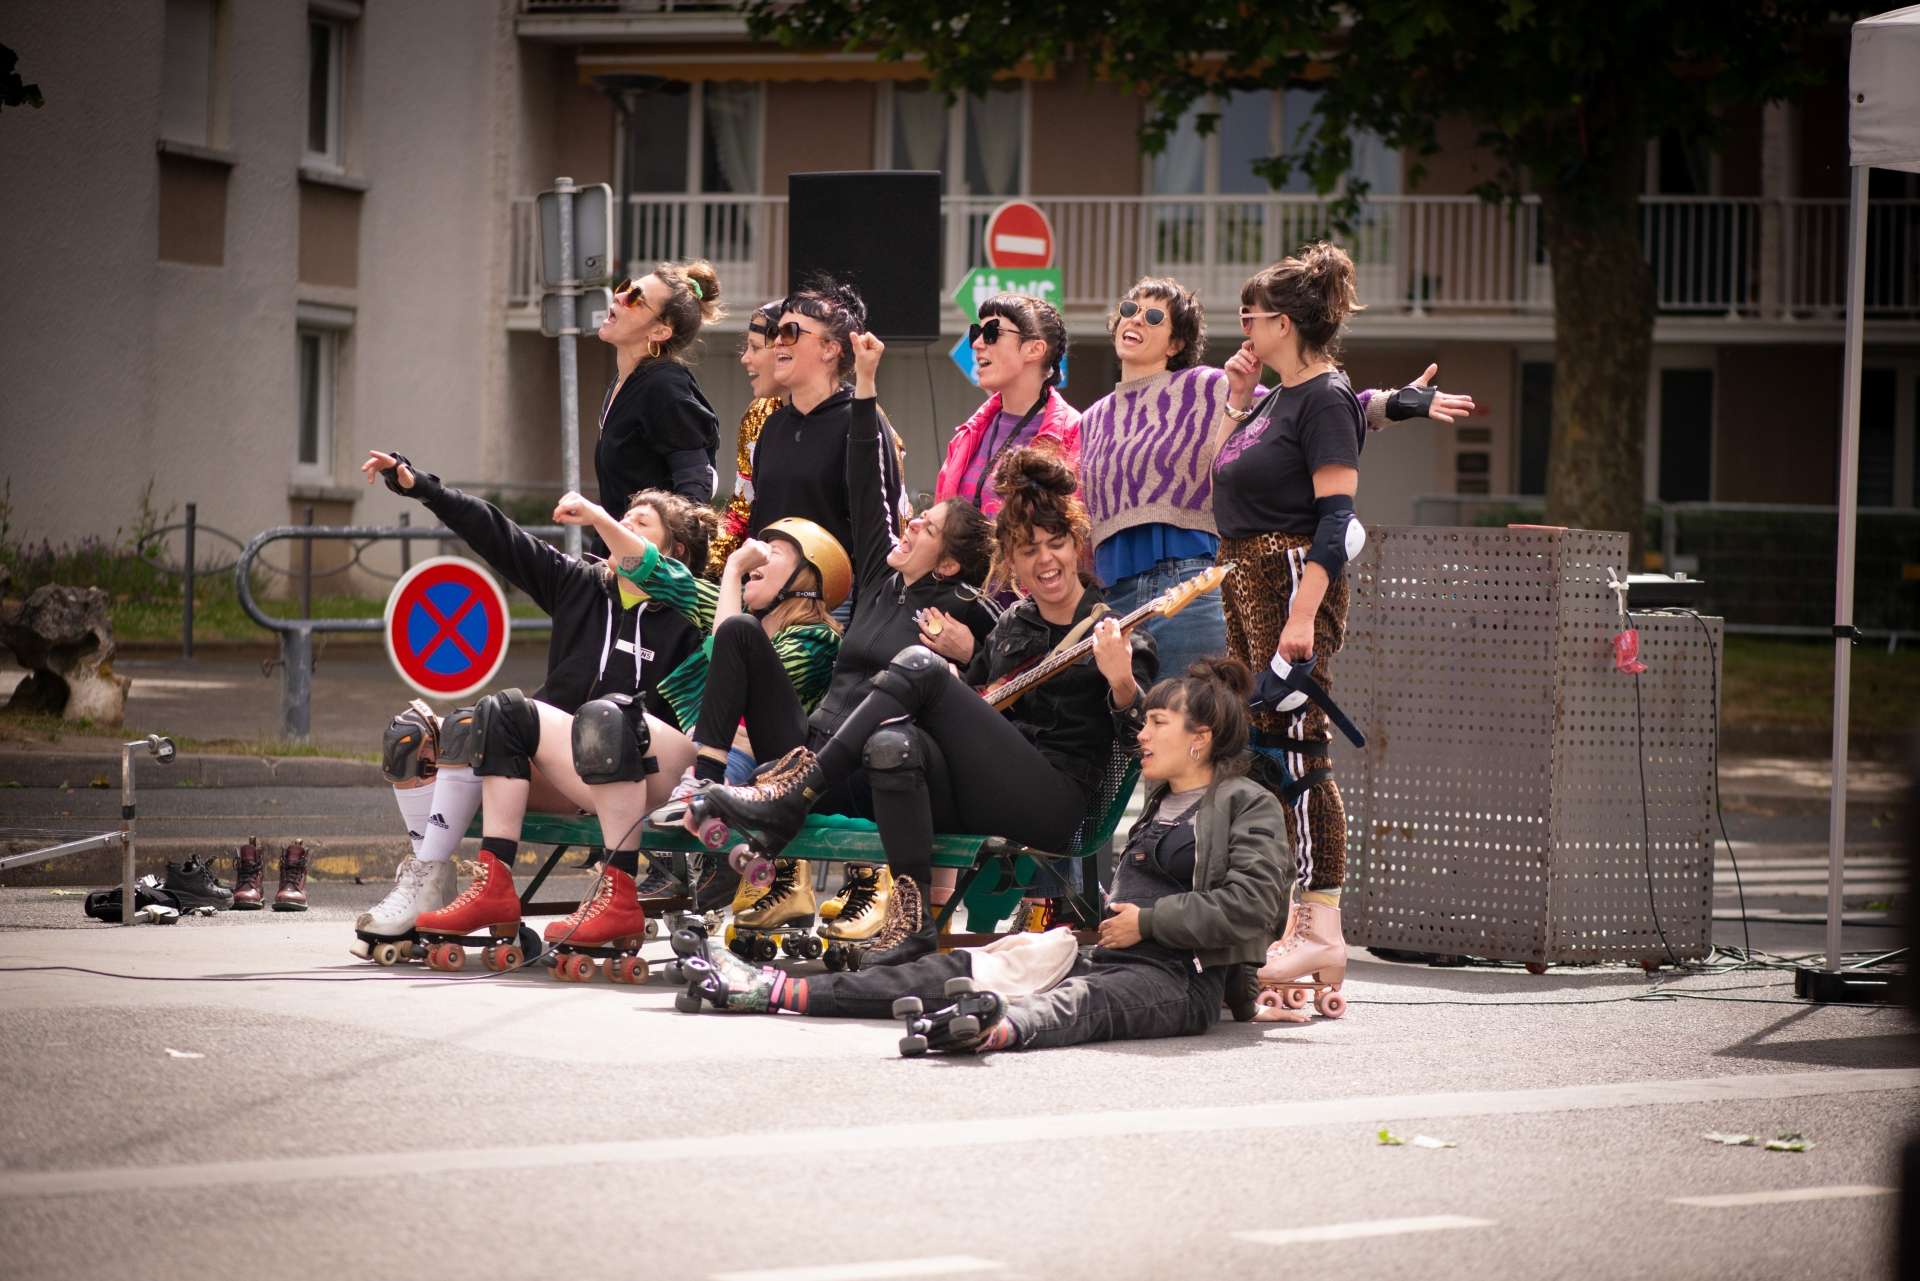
[576,47,1045,85]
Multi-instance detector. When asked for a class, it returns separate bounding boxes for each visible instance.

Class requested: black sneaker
[164,857,235,911]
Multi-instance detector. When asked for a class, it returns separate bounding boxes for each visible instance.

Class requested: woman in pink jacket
[934,293,1079,519]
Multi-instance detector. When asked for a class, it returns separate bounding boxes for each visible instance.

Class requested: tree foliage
[746,1,1865,544]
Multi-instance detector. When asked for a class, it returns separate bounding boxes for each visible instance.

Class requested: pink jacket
[934,388,1082,518]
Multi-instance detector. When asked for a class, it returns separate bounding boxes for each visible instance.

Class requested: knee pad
[471,687,541,780]
[862,726,926,793]
[870,644,950,709]
[438,705,479,767]
[571,694,658,785]
[381,699,439,784]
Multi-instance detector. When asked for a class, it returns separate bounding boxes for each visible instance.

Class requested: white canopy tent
[1821,7,1920,978]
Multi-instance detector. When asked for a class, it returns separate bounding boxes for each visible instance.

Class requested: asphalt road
[0,894,1913,1281]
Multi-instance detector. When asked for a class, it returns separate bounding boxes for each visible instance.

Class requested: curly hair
[987,440,1091,592]
[624,488,718,571]
[1109,276,1206,372]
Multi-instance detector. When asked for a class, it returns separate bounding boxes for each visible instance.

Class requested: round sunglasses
[1117,299,1168,326]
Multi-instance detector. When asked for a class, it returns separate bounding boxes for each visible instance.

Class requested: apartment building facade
[4,0,1916,584]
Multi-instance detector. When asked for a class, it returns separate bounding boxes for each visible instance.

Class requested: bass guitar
[982,563,1236,711]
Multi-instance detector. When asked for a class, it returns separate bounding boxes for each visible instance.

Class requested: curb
[0,836,592,887]
[0,752,383,789]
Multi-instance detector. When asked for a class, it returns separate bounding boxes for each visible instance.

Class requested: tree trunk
[1541,156,1655,563]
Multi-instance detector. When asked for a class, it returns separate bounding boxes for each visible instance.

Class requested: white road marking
[1234,1215,1493,1246]
[1,1069,1913,1200]
[711,1257,1001,1281]
[990,233,1047,257]
[1671,1185,1894,1208]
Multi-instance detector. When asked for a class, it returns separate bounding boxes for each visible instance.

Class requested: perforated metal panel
[1336,528,1719,966]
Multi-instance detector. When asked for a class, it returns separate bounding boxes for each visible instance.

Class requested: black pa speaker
[788,171,942,343]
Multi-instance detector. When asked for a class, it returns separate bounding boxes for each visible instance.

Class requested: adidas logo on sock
[408,829,424,840]
[428,814,449,830]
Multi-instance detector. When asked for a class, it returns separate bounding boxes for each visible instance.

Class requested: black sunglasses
[1117,299,1168,326]
[968,317,1029,346]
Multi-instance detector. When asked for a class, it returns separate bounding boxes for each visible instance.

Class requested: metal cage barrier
[1334,527,1722,967]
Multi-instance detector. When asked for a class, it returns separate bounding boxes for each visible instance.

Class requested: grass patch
[115,593,545,644]
[1721,635,1920,737]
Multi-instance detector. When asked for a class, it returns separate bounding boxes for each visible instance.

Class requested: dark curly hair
[931,497,994,588]
[782,275,868,382]
[624,488,718,571]
[987,440,1091,592]
[1109,276,1206,372]
[1144,657,1254,775]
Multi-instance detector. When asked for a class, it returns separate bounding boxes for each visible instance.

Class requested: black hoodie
[399,467,701,723]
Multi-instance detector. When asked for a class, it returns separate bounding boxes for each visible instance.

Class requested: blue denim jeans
[1104,555,1230,686]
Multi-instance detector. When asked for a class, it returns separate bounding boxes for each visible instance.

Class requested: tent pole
[1825,163,1870,973]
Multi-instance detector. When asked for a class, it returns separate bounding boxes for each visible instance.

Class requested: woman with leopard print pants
[1210,242,1369,1019]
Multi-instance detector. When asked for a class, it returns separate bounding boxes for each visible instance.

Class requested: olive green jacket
[1131,769,1290,969]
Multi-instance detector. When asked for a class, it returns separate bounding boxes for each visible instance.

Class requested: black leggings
[695,614,810,761]
[814,646,1087,891]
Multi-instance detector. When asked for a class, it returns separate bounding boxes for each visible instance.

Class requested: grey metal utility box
[1334,527,1722,967]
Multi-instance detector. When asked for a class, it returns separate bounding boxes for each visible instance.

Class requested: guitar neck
[989,599,1156,708]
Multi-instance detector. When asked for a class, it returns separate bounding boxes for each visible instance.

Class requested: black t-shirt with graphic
[1210,369,1364,540]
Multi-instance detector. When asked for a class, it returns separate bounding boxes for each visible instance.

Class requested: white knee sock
[390,784,437,857]
[417,765,483,863]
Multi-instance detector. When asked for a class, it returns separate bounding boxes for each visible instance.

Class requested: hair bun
[991,440,1075,504]
[682,259,724,322]
[1186,655,1253,698]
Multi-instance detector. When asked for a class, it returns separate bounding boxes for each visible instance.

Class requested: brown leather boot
[272,840,310,912]
[230,837,266,911]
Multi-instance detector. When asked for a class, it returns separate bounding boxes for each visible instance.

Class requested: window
[162,0,226,146]
[1518,361,1554,495]
[617,81,763,268]
[1151,89,1398,197]
[1656,368,1714,502]
[306,15,346,169]
[296,328,337,480]
[1860,368,1897,507]
[881,83,1026,196]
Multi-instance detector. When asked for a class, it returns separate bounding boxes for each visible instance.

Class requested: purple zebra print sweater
[1077,366,1239,547]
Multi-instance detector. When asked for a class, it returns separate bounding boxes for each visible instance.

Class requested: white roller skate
[350,857,457,965]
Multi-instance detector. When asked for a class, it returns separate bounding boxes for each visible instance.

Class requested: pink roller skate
[1254,893,1348,1020]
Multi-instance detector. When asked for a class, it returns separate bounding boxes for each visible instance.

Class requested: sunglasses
[773,320,828,347]
[1239,309,1284,333]
[611,278,657,315]
[967,317,1032,347]
[1117,299,1167,326]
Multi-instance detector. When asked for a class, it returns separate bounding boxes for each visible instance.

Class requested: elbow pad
[1307,495,1366,581]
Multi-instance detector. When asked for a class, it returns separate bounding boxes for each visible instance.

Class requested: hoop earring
[647,339,662,360]
[1188,744,1201,761]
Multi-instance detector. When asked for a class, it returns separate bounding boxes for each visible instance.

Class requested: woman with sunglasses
[743,279,908,597]
[933,293,1079,519]
[591,262,725,545]
[1078,277,1477,683]
[1211,242,1378,1019]
[707,301,787,577]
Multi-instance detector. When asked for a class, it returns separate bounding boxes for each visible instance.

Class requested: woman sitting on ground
[676,656,1289,1057]
[680,353,1158,969]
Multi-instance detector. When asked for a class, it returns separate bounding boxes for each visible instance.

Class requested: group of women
[352,238,1475,1054]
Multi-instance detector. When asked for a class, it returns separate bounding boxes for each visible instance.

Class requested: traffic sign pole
[553,177,583,558]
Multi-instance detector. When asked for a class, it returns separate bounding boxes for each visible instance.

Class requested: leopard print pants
[1218,531,1349,891]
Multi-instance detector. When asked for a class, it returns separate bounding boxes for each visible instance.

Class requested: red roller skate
[415,851,528,973]
[543,865,651,984]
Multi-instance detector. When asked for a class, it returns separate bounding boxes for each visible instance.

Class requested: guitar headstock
[1154,562,1234,619]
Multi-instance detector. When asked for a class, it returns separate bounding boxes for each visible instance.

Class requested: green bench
[466,752,1139,939]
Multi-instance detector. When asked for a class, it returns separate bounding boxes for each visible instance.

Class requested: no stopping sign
[383,556,511,701]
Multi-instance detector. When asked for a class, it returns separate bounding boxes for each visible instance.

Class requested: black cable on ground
[1626,608,1683,971]
[1669,606,1754,960]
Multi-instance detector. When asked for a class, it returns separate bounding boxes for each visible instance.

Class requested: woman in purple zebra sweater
[1075,275,1476,681]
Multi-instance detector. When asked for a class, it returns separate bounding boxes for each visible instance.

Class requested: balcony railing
[508,193,1920,324]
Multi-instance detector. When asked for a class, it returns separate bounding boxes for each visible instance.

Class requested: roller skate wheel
[1525,961,1549,976]
[485,944,524,972]
[753,936,778,963]
[558,953,594,982]
[824,944,845,973]
[441,943,468,972]
[1282,987,1311,1011]
[1254,988,1284,1011]
[899,1034,928,1057]
[949,1014,980,1039]
[843,947,864,972]
[1318,990,1348,1018]
[643,919,660,940]
[892,996,924,1019]
[803,935,823,960]
[372,941,404,967]
[675,988,704,1013]
[943,976,976,997]
[697,818,731,850]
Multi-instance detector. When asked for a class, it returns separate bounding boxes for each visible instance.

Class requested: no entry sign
[383,556,511,701]
[983,201,1055,269]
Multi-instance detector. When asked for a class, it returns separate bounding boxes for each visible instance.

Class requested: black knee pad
[571,693,658,785]
[870,644,951,710]
[438,705,479,767]
[471,688,540,780]
[863,725,925,788]
[381,699,438,784]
